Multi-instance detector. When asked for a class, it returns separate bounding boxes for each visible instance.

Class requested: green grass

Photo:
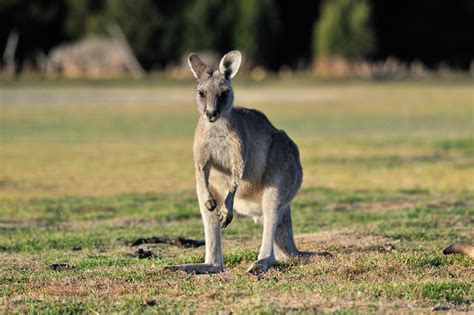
[0,80,473,313]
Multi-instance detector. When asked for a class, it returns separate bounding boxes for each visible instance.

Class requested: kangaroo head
[188,51,242,123]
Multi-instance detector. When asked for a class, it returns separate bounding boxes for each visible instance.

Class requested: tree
[0,0,67,64]
[181,0,238,55]
[106,0,189,69]
[234,0,280,68]
[313,0,375,60]
[181,0,280,69]
[64,0,108,39]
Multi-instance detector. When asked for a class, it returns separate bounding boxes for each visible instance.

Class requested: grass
[0,79,473,313]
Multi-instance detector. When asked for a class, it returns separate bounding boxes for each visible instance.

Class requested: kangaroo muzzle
[205,109,219,122]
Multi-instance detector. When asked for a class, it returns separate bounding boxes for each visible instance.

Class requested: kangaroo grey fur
[165,51,313,275]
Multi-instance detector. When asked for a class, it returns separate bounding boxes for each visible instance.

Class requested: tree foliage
[0,0,472,70]
[234,0,280,66]
[0,0,66,62]
[182,0,238,54]
[64,0,108,39]
[313,0,375,59]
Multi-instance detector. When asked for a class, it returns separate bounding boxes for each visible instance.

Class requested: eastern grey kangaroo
[166,51,312,275]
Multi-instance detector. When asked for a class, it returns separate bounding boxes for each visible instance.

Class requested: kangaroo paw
[205,199,217,211]
[218,207,233,229]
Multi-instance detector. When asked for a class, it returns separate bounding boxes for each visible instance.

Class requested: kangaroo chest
[206,135,235,174]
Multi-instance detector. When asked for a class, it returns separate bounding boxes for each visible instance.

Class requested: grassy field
[0,79,473,313]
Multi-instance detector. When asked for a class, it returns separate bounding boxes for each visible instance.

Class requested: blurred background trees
[0,0,472,74]
[314,0,375,60]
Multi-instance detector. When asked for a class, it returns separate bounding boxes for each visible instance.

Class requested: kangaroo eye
[198,91,205,98]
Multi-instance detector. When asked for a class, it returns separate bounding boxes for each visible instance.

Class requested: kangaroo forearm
[196,174,211,195]
[225,167,242,207]
[229,178,240,194]
[196,160,218,211]
[195,161,212,196]
[230,163,244,192]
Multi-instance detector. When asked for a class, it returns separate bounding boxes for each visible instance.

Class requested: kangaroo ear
[188,53,209,80]
[219,51,242,79]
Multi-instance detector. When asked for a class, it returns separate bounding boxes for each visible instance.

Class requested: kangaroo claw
[218,208,233,229]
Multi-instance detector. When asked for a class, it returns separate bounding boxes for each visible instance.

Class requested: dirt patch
[50,263,75,271]
[365,243,396,253]
[131,236,204,248]
[128,248,159,259]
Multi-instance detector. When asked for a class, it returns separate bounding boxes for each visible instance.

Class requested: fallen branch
[131,236,205,248]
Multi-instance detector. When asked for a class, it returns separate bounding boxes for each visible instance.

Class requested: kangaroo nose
[206,109,218,121]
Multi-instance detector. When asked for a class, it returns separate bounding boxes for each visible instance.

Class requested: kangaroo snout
[206,109,219,122]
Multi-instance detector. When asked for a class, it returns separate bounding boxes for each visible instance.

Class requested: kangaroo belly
[233,197,262,217]
[209,168,263,217]
[209,169,263,198]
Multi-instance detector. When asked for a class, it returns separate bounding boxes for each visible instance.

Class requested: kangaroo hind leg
[274,207,332,261]
[246,188,280,275]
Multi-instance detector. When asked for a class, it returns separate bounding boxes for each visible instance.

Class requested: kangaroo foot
[247,258,275,275]
[163,263,223,274]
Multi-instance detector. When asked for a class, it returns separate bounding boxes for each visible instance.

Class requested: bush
[106,0,189,69]
[313,0,375,60]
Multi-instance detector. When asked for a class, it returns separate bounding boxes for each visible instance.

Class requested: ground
[0,78,473,313]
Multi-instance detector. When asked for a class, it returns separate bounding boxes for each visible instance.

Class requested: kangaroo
[166,51,313,275]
